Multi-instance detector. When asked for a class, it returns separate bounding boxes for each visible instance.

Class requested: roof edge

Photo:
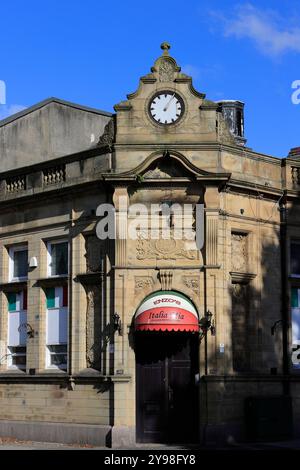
[0,97,113,127]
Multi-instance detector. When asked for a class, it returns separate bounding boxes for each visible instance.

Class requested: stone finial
[160,42,171,56]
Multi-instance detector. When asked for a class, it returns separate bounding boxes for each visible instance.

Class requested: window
[47,345,67,368]
[47,240,68,277]
[8,346,26,368]
[45,286,68,370]
[9,246,28,281]
[291,242,300,277]
[7,290,27,369]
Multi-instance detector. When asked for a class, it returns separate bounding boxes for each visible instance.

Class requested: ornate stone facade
[0,42,298,448]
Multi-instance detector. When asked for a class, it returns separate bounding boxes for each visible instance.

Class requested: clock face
[149,91,184,125]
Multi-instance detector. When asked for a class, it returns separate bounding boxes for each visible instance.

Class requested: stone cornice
[201,374,300,382]
[230,272,257,284]
[112,142,283,165]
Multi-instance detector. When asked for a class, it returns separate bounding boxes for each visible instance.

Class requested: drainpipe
[280,191,290,395]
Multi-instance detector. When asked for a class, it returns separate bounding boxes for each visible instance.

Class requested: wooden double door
[136,331,199,443]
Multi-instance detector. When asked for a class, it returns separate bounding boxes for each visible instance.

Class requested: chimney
[217,100,246,146]
[288,147,300,161]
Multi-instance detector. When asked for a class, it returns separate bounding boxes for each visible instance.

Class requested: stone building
[0,43,299,446]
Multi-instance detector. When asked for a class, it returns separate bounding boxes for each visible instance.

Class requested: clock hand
[163,93,175,112]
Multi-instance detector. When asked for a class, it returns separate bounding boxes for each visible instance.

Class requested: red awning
[134,291,199,332]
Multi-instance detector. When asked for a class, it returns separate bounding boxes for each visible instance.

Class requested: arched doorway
[134,291,200,444]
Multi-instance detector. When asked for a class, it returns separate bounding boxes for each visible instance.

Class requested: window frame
[46,344,68,371]
[45,285,68,371]
[8,245,28,282]
[7,346,26,370]
[46,239,69,278]
[7,289,27,370]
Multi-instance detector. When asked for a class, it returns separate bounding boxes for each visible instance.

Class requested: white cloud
[211,3,300,57]
[0,104,27,121]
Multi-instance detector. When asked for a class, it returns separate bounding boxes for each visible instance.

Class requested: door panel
[136,331,198,443]
[168,335,198,443]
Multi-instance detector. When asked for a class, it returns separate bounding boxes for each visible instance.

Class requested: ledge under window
[35,276,69,288]
[0,281,27,292]
[75,272,103,285]
[0,371,131,385]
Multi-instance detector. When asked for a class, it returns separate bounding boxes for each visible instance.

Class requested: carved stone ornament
[98,118,115,147]
[135,276,154,294]
[86,285,101,369]
[231,233,248,272]
[183,276,200,295]
[143,158,188,179]
[159,270,173,290]
[232,283,244,299]
[136,233,197,260]
[158,58,175,82]
[291,167,300,185]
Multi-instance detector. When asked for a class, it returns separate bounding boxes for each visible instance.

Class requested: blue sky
[0,0,299,157]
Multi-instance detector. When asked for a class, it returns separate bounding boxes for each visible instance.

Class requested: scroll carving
[98,118,115,148]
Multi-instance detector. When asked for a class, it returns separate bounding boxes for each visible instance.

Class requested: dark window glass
[51,242,68,276]
[48,344,67,369]
[291,243,300,275]
[13,250,28,279]
[8,346,26,369]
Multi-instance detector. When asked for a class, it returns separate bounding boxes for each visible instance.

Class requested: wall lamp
[113,312,123,336]
[18,323,35,338]
[271,319,283,336]
[199,310,216,340]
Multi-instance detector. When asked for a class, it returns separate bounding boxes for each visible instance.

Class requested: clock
[149,91,184,125]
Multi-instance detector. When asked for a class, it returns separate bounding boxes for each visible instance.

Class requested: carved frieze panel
[136,234,198,261]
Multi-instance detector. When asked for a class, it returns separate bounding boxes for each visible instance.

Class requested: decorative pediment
[120,43,205,103]
[151,42,181,83]
[102,150,231,186]
[143,155,191,179]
